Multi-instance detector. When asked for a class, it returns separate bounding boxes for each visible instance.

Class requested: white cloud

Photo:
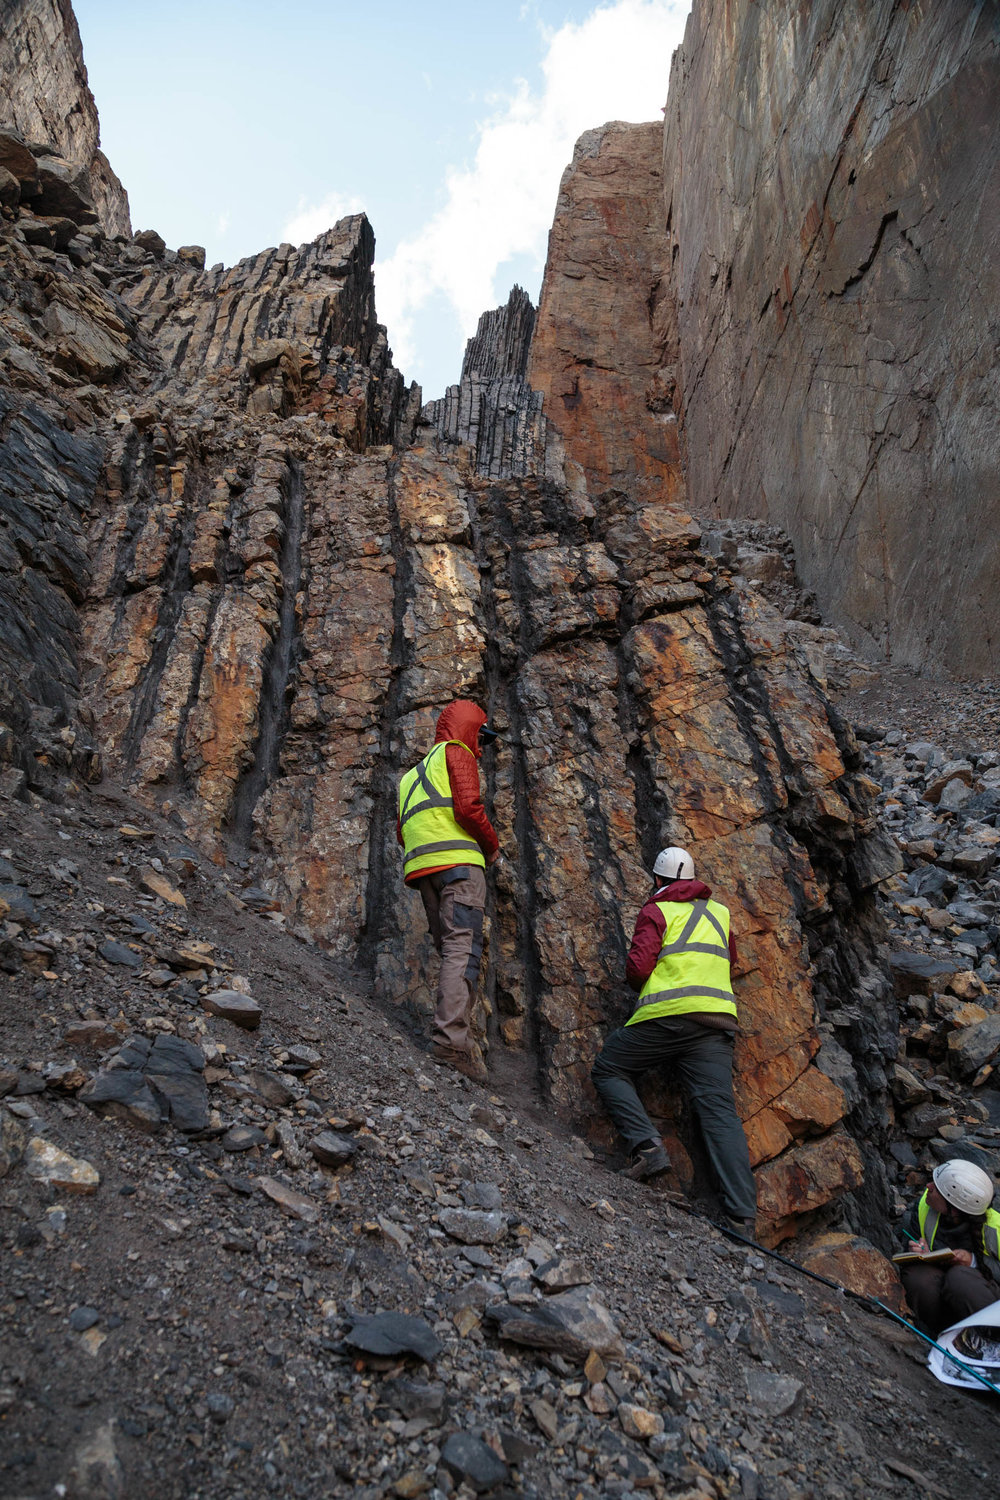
[280,192,365,248]
[375,0,689,379]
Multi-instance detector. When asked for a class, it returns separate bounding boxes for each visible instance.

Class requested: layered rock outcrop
[0,0,130,237]
[0,0,922,1247]
[662,0,1000,675]
[0,197,898,1242]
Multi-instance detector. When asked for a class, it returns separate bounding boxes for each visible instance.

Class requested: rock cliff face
[528,121,682,507]
[0,206,899,1245]
[662,0,1000,675]
[0,0,920,1247]
[0,0,131,237]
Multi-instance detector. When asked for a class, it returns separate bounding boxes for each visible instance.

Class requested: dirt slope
[2,772,998,1500]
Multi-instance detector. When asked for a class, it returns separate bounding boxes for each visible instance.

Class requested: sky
[74,1,690,398]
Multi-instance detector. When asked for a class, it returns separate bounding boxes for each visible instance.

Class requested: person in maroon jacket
[397,699,501,1082]
[591,845,757,1233]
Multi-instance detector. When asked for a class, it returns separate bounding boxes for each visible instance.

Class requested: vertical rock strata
[423,286,549,480]
[0,2,912,1243]
[662,0,1000,675]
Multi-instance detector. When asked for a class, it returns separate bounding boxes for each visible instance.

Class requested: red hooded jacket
[397,699,499,881]
[625,879,738,991]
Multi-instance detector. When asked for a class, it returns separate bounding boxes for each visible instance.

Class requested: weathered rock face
[528,121,682,507]
[423,285,549,480]
[662,0,1000,675]
[0,0,130,236]
[0,0,909,1245]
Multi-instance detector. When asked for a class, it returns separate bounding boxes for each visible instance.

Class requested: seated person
[898,1159,1000,1336]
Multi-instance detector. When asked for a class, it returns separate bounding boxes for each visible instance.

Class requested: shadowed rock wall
[663,0,1000,675]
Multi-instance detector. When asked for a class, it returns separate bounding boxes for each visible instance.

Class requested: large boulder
[33,154,98,224]
[948,1016,1000,1081]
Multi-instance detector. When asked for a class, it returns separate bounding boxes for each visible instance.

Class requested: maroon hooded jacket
[625,879,739,991]
[397,699,499,882]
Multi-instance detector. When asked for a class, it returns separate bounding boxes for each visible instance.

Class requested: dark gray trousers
[591,1016,757,1219]
[900,1261,998,1338]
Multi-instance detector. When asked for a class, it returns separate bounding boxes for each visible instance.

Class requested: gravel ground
[837,667,1000,757]
[3,770,1000,1500]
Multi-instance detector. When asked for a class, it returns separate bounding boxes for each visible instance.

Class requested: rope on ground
[708,1215,1000,1399]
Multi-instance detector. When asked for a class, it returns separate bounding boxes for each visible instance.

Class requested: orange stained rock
[796,1232,904,1312]
[529,120,683,505]
[133,593,212,785]
[755,1130,865,1243]
[744,1108,794,1167]
[185,590,270,824]
[770,1066,846,1135]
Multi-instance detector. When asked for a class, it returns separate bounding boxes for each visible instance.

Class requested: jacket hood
[653,878,712,903]
[435,699,487,758]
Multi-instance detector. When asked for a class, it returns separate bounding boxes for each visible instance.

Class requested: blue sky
[74,1,689,396]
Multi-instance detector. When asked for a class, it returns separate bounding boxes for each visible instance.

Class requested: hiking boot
[621,1142,671,1181]
[722,1215,757,1240]
[431,1043,488,1084]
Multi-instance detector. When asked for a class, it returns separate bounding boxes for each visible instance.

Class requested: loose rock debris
[2,777,998,1498]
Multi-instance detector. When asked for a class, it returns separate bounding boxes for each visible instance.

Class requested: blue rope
[714,1219,1000,1397]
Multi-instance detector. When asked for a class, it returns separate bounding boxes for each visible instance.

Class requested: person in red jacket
[591,845,757,1233]
[397,699,501,1082]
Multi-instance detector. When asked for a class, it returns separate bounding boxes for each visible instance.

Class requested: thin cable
[711,1217,1000,1397]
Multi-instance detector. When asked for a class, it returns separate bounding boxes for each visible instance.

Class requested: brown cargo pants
[415,864,486,1052]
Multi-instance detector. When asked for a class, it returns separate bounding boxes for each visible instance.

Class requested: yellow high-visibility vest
[627,897,736,1025]
[917,1189,1000,1272]
[398,741,486,880]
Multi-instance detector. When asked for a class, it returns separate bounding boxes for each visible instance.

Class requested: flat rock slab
[25,1137,100,1193]
[202,990,262,1030]
[438,1207,507,1245]
[0,884,38,923]
[745,1369,802,1416]
[948,1015,1000,1079]
[222,1125,267,1152]
[889,950,959,998]
[440,1431,509,1492]
[139,866,186,906]
[243,1068,294,1107]
[309,1130,357,1168]
[257,1176,317,1221]
[486,1286,624,1361]
[344,1313,442,1364]
[460,1180,502,1210]
[241,887,281,911]
[97,940,142,968]
[381,1378,447,1420]
[80,1034,209,1133]
[534,1256,592,1291]
[62,1021,122,1050]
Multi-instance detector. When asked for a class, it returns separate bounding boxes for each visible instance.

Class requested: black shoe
[621,1142,671,1181]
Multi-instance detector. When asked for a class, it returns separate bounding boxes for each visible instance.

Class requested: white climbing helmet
[933,1159,995,1215]
[653,846,695,882]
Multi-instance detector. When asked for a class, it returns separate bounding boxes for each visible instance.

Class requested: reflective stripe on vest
[918,1190,1000,1273]
[398,741,486,879]
[626,898,736,1026]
